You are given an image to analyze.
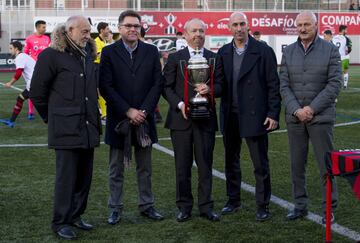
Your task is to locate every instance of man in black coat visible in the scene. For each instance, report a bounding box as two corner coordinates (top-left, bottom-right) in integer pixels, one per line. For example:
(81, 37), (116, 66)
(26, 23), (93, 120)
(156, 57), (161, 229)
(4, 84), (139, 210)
(99, 10), (164, 224)
(214, 12), (281, 221)
(163, 18), (220, 222)
(30, 16), (101, 239)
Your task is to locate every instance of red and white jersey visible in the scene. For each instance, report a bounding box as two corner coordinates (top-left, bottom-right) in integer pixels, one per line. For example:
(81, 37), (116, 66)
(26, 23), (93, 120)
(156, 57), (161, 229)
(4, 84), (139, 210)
(23, 34), (51, 61)
(15, 53), (36, 91)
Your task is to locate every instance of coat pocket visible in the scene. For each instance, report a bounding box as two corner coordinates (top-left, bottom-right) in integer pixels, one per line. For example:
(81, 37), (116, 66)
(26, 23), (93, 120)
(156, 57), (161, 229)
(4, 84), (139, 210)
(52, 107), (81, 138)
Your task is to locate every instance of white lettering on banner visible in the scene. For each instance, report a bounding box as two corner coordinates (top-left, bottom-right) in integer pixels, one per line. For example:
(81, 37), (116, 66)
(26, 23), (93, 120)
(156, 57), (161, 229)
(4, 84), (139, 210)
(7, 59), (14, 65)
(0, 59), (7, 65)
(322, 15), (360, 26)
(252, 15), (295, 28)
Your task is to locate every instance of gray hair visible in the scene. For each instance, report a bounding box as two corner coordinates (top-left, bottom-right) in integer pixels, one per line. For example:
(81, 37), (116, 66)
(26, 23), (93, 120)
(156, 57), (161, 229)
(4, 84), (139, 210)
(184, 18), (206, 31)
(65, 15), (89, 32)
(295, 11), (317, 25)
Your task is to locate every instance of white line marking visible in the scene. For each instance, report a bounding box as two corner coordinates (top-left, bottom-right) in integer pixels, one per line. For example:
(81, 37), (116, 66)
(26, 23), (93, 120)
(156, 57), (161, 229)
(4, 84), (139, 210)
(152, 143), (360, 242)
(0, 82), (23, 91)
(158, 120), (360, 141)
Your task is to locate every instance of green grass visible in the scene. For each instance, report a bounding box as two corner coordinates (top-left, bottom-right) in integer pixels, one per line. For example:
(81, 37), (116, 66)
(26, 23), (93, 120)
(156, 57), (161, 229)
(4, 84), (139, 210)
(0, 67), (360, 242)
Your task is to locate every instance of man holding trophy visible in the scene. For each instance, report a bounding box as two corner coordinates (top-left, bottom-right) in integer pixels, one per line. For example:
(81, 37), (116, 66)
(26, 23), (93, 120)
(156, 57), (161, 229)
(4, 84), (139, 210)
(163, 18), (220, 222)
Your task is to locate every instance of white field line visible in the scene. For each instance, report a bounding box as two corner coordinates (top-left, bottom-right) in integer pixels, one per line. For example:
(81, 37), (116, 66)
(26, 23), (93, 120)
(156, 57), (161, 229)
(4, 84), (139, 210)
(158, 120), (360, 141)
(0, 141), (359, 240)
(152, 143), (360, 242)
(0, 82), (23, 91)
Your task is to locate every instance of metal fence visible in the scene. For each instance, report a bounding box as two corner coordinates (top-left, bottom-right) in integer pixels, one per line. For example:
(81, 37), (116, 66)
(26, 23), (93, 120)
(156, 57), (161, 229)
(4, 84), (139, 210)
(0, 0), (358, 11)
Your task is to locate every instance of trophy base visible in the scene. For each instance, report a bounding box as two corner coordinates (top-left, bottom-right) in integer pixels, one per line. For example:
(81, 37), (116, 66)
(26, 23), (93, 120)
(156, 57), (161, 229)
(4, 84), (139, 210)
(189, 100), (211, 120)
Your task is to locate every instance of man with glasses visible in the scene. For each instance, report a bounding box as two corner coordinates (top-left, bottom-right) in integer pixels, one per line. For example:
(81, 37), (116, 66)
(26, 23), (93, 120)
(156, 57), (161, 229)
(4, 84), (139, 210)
(99, 10), (164, 225)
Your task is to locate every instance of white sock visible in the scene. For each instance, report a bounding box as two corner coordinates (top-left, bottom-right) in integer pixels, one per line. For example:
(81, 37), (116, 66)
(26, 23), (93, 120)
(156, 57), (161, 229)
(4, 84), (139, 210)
(343, 73), (349, 87)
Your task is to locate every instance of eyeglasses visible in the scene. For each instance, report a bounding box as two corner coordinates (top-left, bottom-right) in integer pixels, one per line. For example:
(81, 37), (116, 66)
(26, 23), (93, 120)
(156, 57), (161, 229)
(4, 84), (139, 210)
(120, 24), (142, 30)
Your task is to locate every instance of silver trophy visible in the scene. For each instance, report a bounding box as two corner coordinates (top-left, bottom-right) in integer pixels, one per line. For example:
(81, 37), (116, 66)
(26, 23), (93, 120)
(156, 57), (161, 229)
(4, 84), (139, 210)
(181, 49), (215, 119)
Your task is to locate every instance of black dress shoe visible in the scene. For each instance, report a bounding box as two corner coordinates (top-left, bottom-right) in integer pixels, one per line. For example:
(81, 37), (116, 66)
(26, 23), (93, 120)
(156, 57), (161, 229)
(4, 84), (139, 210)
(256, 208), (271, 222)
(200, 210), (220, 222)
(221, 203), (241, 215)
(286, 208), (308, 220)
(108, 211), (121, 225)
(141, 207), (164, 220)
(176, 211), (191, 222)
(56, 226), (76, 240)
(72, 219), (93, 230)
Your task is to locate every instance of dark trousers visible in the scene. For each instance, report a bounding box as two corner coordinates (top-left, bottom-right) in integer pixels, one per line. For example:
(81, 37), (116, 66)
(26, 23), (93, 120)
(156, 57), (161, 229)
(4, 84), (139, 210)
(287, 122), (338, 212)
(108, 146), (154, 212)
(223, 112), (271, 208)
(170, 123), (215, 213)
(52, 148), (94, 232)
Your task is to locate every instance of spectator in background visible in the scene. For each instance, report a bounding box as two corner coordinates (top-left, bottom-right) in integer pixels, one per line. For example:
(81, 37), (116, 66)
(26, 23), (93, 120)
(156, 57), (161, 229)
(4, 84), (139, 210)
(0, 41), (35, 128)
(23, 20), (51, 120)
(94, 22), (110, 125)
(349, 2), (356, 10)
(106, 30), (115, 45)
(253, 31), (267, 44)
(323, 30), (333, 42)
(175, 31), (188, 51)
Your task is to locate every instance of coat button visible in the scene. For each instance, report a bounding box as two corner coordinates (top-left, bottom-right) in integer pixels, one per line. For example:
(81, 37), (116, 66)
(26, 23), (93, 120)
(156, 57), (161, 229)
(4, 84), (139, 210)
(85, 97), (88, 101)
(80, 73), (84, 77)
(250, 111), (256, 115)
(247, 80), (251, 84)
(86, 121), (89, 125)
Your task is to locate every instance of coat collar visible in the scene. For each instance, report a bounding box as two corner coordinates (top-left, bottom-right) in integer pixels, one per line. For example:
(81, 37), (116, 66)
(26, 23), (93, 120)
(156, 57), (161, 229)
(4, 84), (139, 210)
(114, 39), (148, 72)
(222, 35), (261, 81)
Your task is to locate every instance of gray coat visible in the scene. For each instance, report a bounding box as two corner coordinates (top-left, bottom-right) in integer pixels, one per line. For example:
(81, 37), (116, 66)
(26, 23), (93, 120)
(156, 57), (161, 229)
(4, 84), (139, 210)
(279, 36), (342, 124)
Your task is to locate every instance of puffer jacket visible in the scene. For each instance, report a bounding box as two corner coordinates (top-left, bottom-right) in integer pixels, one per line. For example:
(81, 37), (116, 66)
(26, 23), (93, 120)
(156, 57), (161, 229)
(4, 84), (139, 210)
(30, 23), (101, 149)
(279, 36), (342, 124)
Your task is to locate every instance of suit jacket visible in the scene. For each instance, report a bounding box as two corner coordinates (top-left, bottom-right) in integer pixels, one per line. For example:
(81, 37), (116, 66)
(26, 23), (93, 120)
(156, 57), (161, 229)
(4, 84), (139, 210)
(163, 47), (218, 132)
(214, 36), (281, 137)
(99, 39), (163, 147)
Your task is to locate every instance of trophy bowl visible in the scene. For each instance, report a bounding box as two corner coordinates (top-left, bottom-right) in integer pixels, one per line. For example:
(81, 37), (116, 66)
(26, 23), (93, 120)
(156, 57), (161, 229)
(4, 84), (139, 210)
(187, 53), (211, 119)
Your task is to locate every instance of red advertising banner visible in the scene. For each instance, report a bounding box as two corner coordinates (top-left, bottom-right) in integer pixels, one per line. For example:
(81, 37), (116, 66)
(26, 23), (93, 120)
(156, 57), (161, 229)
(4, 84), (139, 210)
(318, 12), (360, 35)
(140, 11), (300, 36)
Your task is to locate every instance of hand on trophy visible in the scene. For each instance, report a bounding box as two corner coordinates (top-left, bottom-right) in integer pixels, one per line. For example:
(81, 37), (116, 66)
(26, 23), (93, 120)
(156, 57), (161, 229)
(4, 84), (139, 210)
(195, 83), (209, 95)
(180, 103), (188, 120)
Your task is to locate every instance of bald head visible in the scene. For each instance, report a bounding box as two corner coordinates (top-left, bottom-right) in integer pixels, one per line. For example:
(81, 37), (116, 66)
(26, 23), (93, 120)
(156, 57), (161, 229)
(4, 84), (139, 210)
(229, 12), (248, 25)
(228, 11), (249, 45)
(65, 15), (91, 48)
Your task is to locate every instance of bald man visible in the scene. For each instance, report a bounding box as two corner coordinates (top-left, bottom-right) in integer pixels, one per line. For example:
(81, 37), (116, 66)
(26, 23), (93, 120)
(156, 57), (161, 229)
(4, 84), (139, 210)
(163, 18), (220, 222)
(214, 12), (281, 221)
(279, 11), (342, 223)
(30, 16), (100, 239)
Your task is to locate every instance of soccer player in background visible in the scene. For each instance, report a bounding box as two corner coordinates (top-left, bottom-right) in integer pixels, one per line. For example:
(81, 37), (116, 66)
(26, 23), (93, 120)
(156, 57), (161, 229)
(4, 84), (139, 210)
(332, 25), (352, 89)
(23, 20), (51, 119)
(94, 22), (110, 125)
(0, 41), (35, 128)
(323, 30), (333, 42)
